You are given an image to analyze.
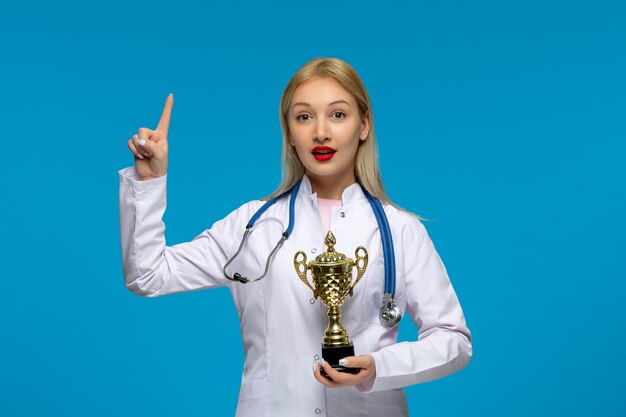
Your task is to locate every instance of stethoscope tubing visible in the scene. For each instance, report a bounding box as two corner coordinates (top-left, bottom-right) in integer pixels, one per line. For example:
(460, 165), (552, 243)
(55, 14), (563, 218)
(223, 178), (401, 328)
(362, 187), (396, 295)
(222, 181), (302, 283)
(247, 180), (302, 237)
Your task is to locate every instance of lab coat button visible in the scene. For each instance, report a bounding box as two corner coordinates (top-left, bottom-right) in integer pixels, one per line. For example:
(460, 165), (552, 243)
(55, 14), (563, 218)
(314, 354), (319, 360)
(310, 298), (316, 304)
(315, 408), (322, 414)
(311, 248), (317, 253)
(340, 211), (346, 218)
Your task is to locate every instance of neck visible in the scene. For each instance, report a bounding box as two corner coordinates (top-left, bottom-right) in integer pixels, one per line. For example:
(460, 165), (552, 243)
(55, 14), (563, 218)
(307, 171), (357, 200)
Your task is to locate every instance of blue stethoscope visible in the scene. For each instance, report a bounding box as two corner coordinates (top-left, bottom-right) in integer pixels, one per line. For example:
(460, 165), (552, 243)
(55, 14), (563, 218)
(223, 179), (402, 328)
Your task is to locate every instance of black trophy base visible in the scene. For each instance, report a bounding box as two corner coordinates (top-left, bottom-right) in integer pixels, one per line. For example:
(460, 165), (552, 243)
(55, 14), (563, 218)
(321, 344), (360, 377)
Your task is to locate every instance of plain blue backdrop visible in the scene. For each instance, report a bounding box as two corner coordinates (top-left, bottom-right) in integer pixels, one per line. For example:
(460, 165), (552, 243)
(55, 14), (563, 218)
(1, 1), (624, 416)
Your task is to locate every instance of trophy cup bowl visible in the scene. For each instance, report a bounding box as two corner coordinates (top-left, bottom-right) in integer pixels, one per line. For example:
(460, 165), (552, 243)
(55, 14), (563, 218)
(294, 231), (368, 375)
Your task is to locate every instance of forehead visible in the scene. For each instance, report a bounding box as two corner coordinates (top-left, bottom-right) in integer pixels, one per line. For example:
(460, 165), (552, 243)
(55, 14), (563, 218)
(291, 77), (355, 107)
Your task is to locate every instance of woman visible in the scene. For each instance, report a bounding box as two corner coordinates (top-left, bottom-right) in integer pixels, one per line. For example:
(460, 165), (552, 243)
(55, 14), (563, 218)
(120, 57), (472, 417)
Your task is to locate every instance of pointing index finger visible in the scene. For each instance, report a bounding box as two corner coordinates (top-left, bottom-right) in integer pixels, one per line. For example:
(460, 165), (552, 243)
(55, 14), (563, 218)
(156, 93), (174, 134)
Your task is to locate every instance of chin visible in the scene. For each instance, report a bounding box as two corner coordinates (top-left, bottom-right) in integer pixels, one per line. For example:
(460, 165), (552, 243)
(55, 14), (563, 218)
(305, 166), (354, 182)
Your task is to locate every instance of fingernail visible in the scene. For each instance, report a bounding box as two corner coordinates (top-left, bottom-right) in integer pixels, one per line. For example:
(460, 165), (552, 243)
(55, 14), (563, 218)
(320, 358), (325, 366)
(143, 152), (150, 157)
(339, 358), (348, 366)
(138, 139), (146, 146)
(137, 153), (144, 160)
(169, 92), (173, 97)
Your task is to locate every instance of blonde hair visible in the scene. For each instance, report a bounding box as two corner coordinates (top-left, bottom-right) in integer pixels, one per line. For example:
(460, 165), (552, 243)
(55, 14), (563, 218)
(265, 57), (421, 218)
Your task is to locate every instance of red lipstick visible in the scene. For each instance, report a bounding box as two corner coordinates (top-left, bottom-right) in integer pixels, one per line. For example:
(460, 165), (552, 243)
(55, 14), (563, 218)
(312, 146), (336, 161)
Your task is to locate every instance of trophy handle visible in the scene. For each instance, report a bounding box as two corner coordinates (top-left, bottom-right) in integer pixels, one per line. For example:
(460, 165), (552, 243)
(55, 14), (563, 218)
(350, 246), (369, 295)
(294, 250), (316, 298)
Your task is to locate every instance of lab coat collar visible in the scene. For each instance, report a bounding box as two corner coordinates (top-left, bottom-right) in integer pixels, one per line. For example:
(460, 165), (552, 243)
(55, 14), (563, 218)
(299, 174), (368, 206)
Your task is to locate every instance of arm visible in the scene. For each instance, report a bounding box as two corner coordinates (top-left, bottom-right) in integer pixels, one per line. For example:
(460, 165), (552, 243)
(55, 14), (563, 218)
(118, 166), (246, 297)
(357, 219), (473, 392)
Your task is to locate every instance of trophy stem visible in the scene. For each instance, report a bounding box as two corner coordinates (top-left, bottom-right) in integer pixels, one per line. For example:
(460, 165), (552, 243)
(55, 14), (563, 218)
(323, 306), (352, 347)
(321, 306), (359, 376)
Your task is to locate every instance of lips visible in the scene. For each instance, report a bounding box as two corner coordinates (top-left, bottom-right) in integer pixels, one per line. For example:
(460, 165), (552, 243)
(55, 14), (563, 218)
(312, 146), (336, 161)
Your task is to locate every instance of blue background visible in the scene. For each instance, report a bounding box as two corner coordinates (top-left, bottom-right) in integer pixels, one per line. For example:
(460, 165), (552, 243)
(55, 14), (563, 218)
(1, 1), (624, 416)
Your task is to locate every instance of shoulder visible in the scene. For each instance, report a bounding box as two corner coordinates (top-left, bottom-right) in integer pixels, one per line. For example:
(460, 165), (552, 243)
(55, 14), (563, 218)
(383, 204), (427, 236)
(380, 206), (444, 273)
(224, 199), (266, 221)
(207, 199), (266, 231)
(380, 204), (434, 256)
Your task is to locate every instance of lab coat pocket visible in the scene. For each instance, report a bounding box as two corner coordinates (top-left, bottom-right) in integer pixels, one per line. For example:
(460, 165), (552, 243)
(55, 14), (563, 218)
(365, 388), (408, 417)
(235, 378), (267, 417)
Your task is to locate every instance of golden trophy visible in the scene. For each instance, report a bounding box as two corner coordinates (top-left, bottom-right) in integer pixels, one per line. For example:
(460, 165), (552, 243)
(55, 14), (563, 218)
(294, 231), (368, 375)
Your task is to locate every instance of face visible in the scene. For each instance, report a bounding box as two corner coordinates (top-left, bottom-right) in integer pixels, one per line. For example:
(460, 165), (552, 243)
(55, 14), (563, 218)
(288, 77), (370, 187)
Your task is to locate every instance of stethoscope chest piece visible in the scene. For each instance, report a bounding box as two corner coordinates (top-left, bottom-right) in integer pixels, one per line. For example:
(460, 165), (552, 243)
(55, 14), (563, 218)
(379, 293), (402, 328)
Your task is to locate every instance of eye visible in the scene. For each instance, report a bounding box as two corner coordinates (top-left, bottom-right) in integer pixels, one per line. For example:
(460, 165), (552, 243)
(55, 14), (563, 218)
(331, 111), (346, 119)
(296, 114), (311, 121)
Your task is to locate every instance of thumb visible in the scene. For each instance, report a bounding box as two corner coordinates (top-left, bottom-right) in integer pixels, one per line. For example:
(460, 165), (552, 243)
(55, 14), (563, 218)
(138, 137), (164, 160)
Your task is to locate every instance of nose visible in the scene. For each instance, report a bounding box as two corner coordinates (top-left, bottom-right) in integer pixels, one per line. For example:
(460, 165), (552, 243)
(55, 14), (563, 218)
(313, 119), (330, 142)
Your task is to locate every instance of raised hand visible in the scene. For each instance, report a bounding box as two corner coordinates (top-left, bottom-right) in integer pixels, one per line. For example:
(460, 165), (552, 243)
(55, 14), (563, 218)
(127, 93), (174, 180)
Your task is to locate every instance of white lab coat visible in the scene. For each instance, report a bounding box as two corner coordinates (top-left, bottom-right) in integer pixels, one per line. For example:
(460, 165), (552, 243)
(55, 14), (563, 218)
(118, 167), (472, 417)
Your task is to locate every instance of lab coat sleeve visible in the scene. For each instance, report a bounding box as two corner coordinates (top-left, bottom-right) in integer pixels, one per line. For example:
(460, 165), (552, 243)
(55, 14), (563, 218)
(357, 218), (472, 392)
(118, 166), (249, 297)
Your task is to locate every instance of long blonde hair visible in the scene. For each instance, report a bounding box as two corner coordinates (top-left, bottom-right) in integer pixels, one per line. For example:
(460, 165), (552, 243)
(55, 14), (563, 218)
(265, 57), (419, 217)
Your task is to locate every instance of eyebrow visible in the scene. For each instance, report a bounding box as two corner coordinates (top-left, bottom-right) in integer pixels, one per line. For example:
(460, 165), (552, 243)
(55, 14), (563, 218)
(292, 99), (351, 109)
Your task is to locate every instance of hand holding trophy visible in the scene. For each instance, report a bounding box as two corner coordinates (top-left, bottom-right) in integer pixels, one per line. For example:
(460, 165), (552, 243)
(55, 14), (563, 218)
(294, 231), (368, 376)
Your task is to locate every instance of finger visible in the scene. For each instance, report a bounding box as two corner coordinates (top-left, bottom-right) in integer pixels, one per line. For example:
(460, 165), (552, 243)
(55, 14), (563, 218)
(339, 356), (368, 369)
(314, 362), (342, 388)
(322, 360), (372, 386)
(131, 134), (151, 157)
(137, 127), (154, 146)
(136, 128), (154, 154)
(156, 93), (174, 134)
(136, 136), (162, 160)
(322, 361), (354, 384)
(127, 139), (145, 160)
